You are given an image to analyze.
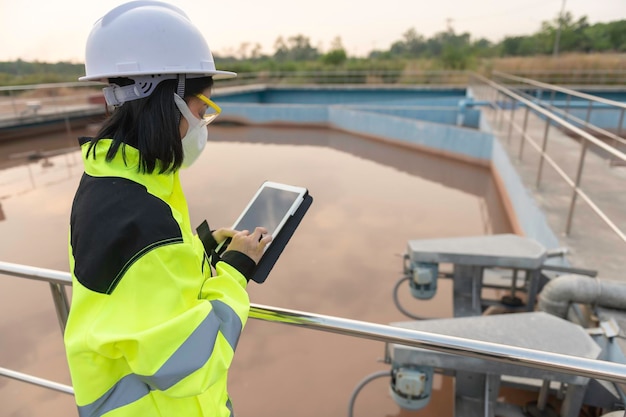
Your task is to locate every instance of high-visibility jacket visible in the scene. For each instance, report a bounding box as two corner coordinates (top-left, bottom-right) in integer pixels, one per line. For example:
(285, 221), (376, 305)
(65, 138), (254, 417)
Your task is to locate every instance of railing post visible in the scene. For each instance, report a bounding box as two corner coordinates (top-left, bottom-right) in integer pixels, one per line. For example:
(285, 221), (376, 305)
(507, 99), (516, 143)
(565, 140), (588, 236)
(536, 380), (551, 411)
(497, 95), (507, 129)
(584, 101), (593, 127)
(49, 282), (70, 333)
(536, 118), (551, 188)
(519, 106), (530, 160)
(9, 89), (18, 118)
(564, 94), (571, 122)
(611, 108), (625, 166)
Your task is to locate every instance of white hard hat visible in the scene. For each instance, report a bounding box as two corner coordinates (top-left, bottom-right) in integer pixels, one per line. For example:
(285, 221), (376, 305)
(80, 1), (236, 104)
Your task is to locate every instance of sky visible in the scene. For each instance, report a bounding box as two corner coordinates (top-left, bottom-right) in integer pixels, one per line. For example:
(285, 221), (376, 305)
(0, 0), (625, 63)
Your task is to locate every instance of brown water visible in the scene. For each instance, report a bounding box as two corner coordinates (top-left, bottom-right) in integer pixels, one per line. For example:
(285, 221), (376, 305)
(0, 125), (513, 417)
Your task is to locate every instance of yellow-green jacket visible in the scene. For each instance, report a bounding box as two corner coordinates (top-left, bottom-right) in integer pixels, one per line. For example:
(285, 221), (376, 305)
(65, 139), (254, 417)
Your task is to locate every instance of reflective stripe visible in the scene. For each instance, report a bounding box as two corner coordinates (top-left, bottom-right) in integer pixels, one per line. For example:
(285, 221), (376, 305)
(146, 300), (243, 390)
(210, 300), (243, 351)
(226, 398), (234, 417)
(78, 374), (150, 417)
(78, 301), (243, 416)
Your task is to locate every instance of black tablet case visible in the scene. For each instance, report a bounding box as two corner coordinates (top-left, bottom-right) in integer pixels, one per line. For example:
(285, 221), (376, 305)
(250, 192), (313, 284)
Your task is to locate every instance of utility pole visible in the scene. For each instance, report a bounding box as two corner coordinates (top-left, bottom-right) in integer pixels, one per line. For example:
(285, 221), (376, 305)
(446, 18), (454, 33)
(553, 0), (567, 57)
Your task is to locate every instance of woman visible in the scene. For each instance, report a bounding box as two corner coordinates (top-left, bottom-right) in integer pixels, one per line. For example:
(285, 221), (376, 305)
(63, 2), (270, 416)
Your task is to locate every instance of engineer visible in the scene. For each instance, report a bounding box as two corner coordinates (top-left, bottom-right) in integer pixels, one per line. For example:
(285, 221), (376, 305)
(64, 1), (271, 416)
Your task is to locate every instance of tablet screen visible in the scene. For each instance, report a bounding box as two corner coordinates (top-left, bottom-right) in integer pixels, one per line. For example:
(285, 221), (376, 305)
(232, 186), (303, 239)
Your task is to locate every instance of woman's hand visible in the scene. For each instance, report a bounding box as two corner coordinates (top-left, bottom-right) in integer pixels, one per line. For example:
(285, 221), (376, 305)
(212, 228), (236, 245)
(225, 227), (272, 264)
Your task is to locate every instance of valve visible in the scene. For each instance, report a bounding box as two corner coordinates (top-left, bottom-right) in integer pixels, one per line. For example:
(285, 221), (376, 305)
(389, 365), (433, 410)
(404, 260), (439, 300)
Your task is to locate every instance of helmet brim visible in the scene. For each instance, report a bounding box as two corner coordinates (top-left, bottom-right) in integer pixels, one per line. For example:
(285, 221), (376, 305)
(79, 69), (237, 82)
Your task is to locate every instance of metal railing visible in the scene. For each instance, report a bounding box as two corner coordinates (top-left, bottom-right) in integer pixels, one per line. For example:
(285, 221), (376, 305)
(493, 69), (626, 86)
(493, 71), (626, 165)
(469, 73), (626, 244)
(2, 260), (626, 398)
(0, 72), (468, 132)
(214, 70), (472, 87)
(0, 82), (105, 127)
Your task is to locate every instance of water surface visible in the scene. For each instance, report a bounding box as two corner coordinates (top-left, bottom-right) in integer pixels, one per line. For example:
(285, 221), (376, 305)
(0, 125), (512, 417)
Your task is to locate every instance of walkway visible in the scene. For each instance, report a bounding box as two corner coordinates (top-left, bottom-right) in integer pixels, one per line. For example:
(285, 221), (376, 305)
(485, 106), (626, 282)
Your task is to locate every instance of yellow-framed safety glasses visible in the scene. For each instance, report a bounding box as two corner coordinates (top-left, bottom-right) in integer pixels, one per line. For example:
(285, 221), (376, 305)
(195, 94), (222, 126)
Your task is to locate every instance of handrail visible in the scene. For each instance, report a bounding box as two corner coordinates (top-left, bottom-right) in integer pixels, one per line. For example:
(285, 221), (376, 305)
(470, 72), (626, 243)
(3, 260), (626, 389)
(493, 70), (626, 110)
(510, 87), (626, 149)
(490, 69), (626, 86)
(472, 73), (626, 162)
(0, 366), (74, 395)
(0, 81), (104, 92)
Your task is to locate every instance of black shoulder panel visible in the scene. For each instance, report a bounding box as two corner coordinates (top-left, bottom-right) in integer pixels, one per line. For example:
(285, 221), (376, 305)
(70, 174), (183, 294)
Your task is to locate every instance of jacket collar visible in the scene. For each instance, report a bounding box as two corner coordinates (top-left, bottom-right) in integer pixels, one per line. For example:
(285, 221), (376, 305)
(80, 138), (178, 201)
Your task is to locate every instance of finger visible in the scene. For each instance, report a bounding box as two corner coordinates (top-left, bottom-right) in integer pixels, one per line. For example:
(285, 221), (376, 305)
(250, 227), (268, 241)
(215, 228), (236, 242)
(260, 235), (273, 245)
(253, 226), (269, 235)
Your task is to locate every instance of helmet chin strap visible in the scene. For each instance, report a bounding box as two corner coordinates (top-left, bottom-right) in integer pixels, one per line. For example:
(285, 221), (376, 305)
(102, 74), (175, 106)
(177, 74), (186, 97)
(175, 74), (186, 126)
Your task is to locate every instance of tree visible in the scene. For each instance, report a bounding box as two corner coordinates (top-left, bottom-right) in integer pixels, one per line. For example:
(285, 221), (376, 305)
(273, 36), (289, 61)
(273, 34), (319, 61)
(321, 36), (347, 66)
(286, 35), (319, 61)
(388, 28), (428, 58)
(250, 43), (263, 59)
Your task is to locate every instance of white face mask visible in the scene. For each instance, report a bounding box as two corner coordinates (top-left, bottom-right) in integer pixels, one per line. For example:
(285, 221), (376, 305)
(174, 94), (208, 168)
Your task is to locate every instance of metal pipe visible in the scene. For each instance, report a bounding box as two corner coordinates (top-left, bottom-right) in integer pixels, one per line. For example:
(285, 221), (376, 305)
(4, 262), (626, 385)
(0, 366), (74, 395)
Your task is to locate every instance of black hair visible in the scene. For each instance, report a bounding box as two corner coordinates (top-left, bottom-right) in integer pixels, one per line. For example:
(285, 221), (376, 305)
(88, 76), (214, 174)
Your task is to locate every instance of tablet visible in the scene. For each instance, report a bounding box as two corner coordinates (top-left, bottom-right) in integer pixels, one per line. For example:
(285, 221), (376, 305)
(213, 181), (311, 283)
(231, 181), (307, 250)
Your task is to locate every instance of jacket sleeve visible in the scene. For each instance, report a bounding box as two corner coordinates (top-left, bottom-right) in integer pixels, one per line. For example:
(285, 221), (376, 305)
(195, 220), (257, 281)
(84, 238), (250, 398)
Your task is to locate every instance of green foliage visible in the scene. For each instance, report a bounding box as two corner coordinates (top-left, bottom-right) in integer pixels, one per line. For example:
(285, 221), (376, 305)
(0, 15), (624, 86)
(499, 15), (625, 56)
(0, 59), (84, 86)
(321, 49), (347, 66)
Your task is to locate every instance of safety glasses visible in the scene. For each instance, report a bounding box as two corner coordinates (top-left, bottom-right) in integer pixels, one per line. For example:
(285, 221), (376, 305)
(196, 94), (222, 126)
